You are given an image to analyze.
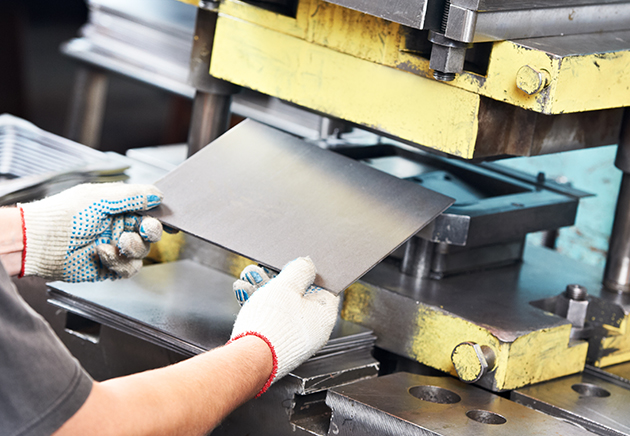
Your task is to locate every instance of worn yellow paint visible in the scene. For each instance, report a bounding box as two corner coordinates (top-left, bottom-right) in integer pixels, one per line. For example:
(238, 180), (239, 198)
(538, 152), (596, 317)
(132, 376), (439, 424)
(342, 282), (588, 390)
(448, 42), (559, 113)
(594, 315), (630, 367)
(553, 51), (630, 114)
(176, 0), (198, 5)
(515, 65), (550, 96)
(210, 14), (480, 158)
(305, 1), (403, 66)
(341, 282), (376, 324)
(146, 231), (186, 264)
(225, 253), (257, 279)
(503, 328), (586, 390)
(451, 343), (485, 382)
(215, 0), (630, 115)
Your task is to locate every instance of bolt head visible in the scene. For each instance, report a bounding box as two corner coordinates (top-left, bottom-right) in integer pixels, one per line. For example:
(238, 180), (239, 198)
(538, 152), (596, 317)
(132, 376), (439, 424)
(452, 342), (487, 383)
(516, 65), (550, 95)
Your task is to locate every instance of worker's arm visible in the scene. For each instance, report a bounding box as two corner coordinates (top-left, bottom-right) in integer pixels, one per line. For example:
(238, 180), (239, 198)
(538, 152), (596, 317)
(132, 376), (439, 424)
(54, 335), (273, 436)
(56, 257), (338, 435)
(0, 207), (23, 276)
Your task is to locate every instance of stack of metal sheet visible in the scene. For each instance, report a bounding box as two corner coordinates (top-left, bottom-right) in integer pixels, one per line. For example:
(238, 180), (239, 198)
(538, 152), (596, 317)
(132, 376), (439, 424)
(47, 259), (378, 377)
(47, 259), (379, 435)
(62, 0), (197, 97)
(0, 114), (128, 205)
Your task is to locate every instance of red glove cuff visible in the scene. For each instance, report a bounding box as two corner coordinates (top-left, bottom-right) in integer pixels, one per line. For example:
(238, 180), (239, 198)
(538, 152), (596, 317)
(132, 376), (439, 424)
(18, 206), (27, 278)
(228, 331), (278, 398)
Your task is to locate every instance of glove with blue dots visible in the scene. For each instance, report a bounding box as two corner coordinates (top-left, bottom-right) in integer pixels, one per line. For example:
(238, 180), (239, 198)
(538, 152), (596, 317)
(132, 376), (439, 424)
(233, 265), (276, 306)
(18, 183), (164, 282)
(233, 264), (328, 305)
(230, 257), (339, 396)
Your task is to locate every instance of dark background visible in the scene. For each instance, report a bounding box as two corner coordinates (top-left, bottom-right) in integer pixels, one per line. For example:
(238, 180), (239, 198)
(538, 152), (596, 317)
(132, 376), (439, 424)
(0, 0), (191, 153)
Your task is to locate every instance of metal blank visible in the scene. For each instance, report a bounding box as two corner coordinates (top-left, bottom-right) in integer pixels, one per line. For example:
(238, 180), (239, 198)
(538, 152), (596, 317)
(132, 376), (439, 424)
(149, 120), (453, 294)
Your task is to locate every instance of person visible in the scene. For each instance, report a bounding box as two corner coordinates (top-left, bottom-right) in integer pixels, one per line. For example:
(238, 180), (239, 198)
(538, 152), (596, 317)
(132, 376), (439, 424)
(0, 183), (339, 436)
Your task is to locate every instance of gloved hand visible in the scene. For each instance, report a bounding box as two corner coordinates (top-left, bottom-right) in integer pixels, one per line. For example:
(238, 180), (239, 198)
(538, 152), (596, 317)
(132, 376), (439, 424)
(18, 183), (163, 282)
(231, 257), (339, 396)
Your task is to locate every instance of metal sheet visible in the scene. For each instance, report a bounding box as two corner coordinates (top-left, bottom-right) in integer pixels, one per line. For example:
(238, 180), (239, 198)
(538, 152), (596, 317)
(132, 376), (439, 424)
(47, 260), (380, 436)
(0, 114), (129, 205)
(149, 120), (454, 294)
(48, 260), (240, 355)
(586, 363), (630, 390)
(512, 373), (630, 436)
(327, 372), (593, 435)
(47, 259), (378, 357)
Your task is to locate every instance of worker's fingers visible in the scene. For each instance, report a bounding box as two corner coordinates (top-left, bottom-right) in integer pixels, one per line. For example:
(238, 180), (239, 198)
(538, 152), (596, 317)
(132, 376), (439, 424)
(274, 257), (316, 296)
(118, 232), (151, 258)
(139, 216), (163, 242)
(96, 244), (143, 278)
(233, 279), (256, 306)
(123, 215), (141, 233)
(240, 265), (271, 289)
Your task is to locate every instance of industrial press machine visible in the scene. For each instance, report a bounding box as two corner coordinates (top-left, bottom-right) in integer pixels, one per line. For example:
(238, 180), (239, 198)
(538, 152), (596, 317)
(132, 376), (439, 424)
(24, 0), (630, 434)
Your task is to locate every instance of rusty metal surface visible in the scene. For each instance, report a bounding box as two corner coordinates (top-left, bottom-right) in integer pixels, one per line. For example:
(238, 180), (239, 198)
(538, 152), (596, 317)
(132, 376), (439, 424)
(149, 120), (454, 294)
(474, 98), (623, 158)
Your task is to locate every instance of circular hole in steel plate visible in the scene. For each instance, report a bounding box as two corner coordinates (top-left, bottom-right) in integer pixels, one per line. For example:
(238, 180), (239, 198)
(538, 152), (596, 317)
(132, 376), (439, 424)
(571, 383), (611, 397)
(466, 409), (507, 425)
(408, 386), (461, 404)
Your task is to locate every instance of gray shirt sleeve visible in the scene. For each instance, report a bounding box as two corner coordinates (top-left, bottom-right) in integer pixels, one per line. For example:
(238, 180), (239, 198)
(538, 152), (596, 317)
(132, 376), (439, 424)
(0, 263), (93, 436)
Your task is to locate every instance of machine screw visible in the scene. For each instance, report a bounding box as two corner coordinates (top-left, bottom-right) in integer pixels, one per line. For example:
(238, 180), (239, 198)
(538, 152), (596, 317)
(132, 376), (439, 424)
(451, 342), (496, 383)
(428, 31), (472, 82)
(516, 65), (551, 95)
(554, 284), (592, 339)
(565, 284), (588, 301)
(433, 71), (456, 82)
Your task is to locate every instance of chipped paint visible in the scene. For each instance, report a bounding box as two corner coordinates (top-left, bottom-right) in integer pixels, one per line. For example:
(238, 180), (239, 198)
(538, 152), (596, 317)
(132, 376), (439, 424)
(210, 9), (480, 158)
(146, 231), (186, 263)
(342, 281), (588, 391)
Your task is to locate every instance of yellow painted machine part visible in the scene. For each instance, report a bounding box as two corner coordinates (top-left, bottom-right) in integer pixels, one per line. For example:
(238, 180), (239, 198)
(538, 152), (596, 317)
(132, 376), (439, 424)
(342, 282), (588, 390)
(146, 231), (186, 264)
(553, 52), (630, 114)
(214, 0), (630, 115)
(595, 315), (630, 368)
(451, 343), (485, 382)
(210, 12), (480, 158)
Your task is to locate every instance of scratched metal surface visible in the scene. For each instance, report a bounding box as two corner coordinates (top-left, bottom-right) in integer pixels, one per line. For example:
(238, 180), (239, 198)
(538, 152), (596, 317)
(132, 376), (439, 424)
(512, 372), (630, 436)
(327, 373), (594, 435)
(149, 120), (454, 294)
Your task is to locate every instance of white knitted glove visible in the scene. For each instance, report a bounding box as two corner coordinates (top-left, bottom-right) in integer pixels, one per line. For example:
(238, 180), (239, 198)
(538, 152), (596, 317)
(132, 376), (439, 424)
(231, 257), (340, 396)
(18, 183), (163, 282)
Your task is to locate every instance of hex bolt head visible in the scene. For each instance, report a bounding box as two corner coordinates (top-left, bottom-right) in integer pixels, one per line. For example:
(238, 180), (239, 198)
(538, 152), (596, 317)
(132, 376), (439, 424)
(451, 342), (496, 383)
(565, 284), (588, 301)
(555, 285), (589, 329)
(516, 65), (551, 95)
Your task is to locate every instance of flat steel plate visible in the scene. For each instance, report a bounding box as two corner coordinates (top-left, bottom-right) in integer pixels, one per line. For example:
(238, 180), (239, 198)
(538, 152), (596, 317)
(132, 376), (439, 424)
(327, 373), (593, 435)
(149, 120), (453, 294)
(48, 260), (375, 357)
(512, 373), (630, 436)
